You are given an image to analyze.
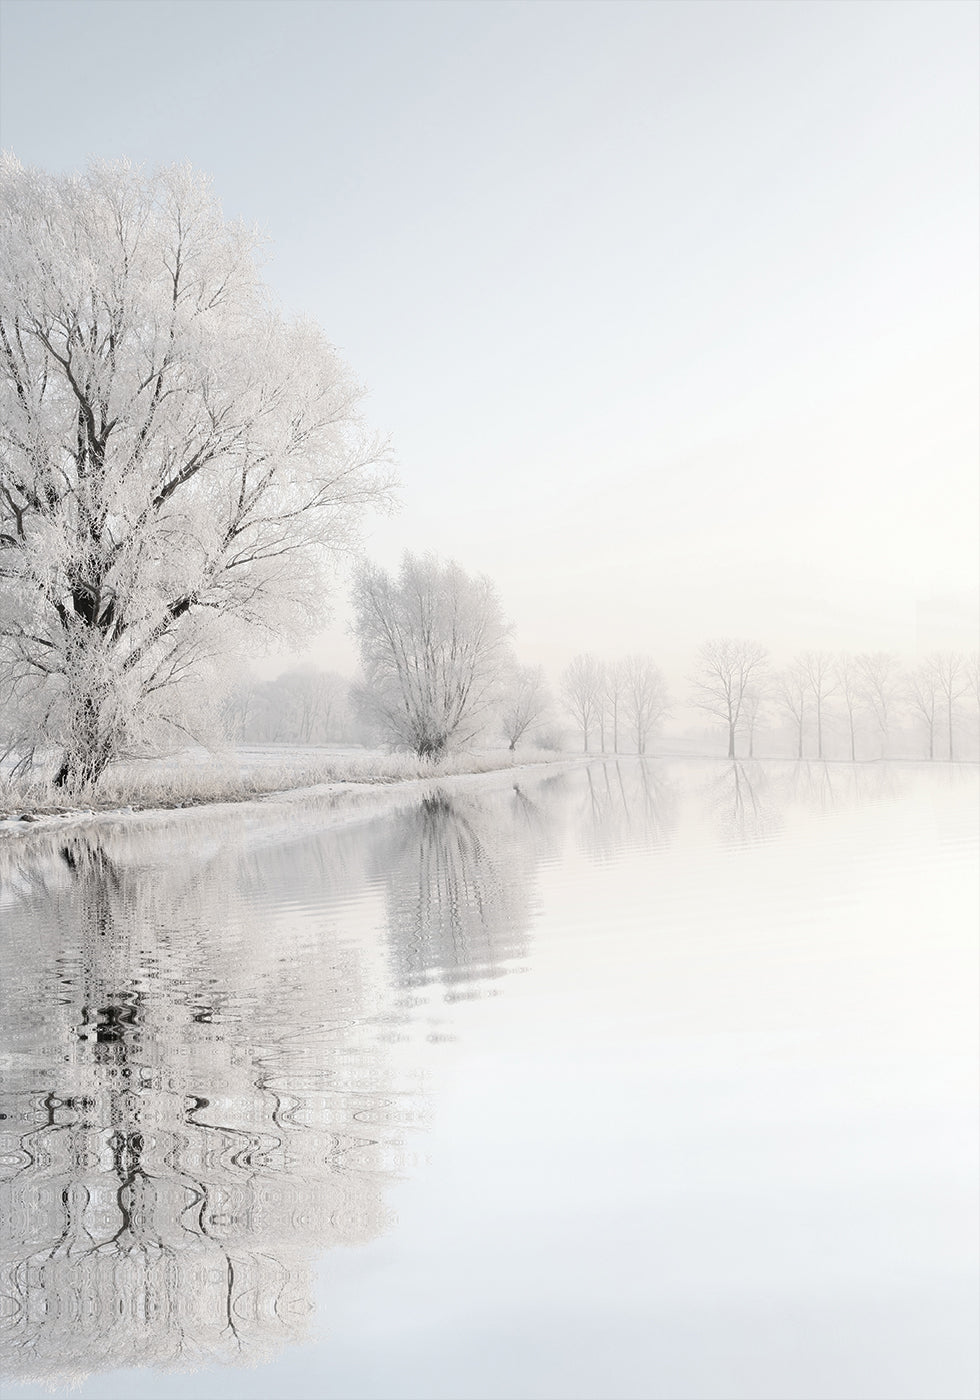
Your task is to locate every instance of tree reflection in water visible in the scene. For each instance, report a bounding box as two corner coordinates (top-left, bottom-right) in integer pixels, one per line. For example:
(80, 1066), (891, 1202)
(0, 774), (560, 1387)
(700, 761), (781, 845)
(578, 758), (678, 861)
(5, 760), (913, 1386)
(0, 815), (416, 1386)
(374, 779), (564, 993)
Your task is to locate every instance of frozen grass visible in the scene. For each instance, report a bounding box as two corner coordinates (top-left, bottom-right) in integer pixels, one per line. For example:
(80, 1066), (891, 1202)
(0, 744), (569, 816)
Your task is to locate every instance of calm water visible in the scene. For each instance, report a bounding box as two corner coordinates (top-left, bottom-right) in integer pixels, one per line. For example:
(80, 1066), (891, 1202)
(1, 759), (977, 1400)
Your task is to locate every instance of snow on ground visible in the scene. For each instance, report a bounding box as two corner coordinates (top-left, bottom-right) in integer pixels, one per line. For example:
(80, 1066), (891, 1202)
(0, 744), (576, 841)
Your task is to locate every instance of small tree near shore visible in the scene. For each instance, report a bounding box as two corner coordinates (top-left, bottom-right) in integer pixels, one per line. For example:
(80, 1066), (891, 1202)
(500, 665), (551, 751)
(351, 553), (510, 759)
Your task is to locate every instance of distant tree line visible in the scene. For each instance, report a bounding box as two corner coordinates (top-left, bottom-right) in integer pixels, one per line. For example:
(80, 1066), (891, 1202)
(222, 601), (978, 763)
(560, 653), (670, 754)
(686, 639), (979, 762)
(206, 552), (980, 766)
(223, 668), (358, 746)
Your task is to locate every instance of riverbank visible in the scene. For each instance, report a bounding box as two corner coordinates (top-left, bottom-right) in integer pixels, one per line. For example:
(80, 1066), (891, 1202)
(0, 744), (576, 839)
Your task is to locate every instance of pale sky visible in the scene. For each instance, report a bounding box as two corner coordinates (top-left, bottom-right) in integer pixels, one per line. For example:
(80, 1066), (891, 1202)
(1, 0), (977, 683)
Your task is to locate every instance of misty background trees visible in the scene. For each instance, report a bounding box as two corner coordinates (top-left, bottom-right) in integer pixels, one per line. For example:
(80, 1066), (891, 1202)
(690, 639), (770, 759)
(559, 653), (669, 755)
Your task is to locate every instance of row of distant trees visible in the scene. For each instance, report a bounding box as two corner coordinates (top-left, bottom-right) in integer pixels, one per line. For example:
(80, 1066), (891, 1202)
(561, 639), (979, 762)
(228, 552), (977, 763)
(223, 668), (358, 746)
(560, 653), (669, 754)
(692, 639), (978, 762)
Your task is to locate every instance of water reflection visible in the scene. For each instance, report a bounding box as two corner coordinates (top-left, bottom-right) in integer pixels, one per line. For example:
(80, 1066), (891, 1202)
(578, 758), (678, 860)
(375, 782), (563, 992)
(0, 818), (418, 1385)
(700, 761), (781, 844)
(0, 758), (951, 1390)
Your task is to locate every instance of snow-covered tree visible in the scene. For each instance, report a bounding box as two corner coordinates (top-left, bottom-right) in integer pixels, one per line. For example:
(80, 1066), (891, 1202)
(928, 650), (969, 762)
(621, 654), (669, 755)
(0, 157), (392, 790)
(776, 659), (809, 760)
(689, 638), (769, 759)
(834, 651), (862, 761)
(561, 653), (604, 753)
(351, 553), (511, 758)
(740, 685), (766, 759)
(802, 650), (837, 760)
(906, 660), (941, 760)
(500, 664), (551, 751)
(856, 651), (902, 757)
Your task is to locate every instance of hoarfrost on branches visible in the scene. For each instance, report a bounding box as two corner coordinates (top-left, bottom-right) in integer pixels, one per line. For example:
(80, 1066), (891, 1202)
(621, 654), (670, 755)
(0, 156), (393, 790)
(500, 664), (551, 752)
(689, 638), (769, 760)
(561, 653), (604, 753)
(351, 552), (511, 759)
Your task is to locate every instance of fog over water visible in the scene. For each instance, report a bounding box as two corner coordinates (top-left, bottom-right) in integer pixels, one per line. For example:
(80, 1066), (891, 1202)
(2, 760), (977, 1399)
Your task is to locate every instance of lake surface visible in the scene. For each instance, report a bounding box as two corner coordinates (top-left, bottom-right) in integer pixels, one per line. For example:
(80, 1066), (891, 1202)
(1, 758), (977, 1400)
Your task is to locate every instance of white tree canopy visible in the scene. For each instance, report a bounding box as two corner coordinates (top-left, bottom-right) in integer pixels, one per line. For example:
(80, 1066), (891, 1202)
(0, 156), (393, 788)
(351, 552), (511, 758)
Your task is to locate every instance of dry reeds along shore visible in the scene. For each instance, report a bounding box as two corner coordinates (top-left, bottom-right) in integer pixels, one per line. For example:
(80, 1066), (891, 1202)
(0, 744), (570, 818)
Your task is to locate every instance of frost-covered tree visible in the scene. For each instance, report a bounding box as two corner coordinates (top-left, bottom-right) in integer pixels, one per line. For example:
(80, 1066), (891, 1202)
(0, 157), (392, 790)
(621, 654), (669, 755)
(740, 685), (766, 759)
(351, 553), (511, 758)
(906, 661), (941, 760)
(561, 653), (604, 753)
(602, 661), (625, 754)
(776, 659), (809, 760)
(928, 650), (969, 762)
(500, 664), (551, 751)
(802, 650), (837, 760)
(689, 638), (769, 759)
(834, 651), (862, 761)
(856, 651), (902, 757)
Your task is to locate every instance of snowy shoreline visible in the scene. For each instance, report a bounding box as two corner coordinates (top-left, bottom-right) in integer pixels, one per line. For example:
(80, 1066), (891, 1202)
(0, 754), (583, 843)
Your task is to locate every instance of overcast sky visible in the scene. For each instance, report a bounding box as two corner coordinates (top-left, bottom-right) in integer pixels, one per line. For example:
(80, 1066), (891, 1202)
(1, 0), (977, 680)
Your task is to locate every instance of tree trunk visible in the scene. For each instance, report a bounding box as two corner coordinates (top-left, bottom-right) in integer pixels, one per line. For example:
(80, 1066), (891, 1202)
(816, 703), (823, 759)
(849, 717), (855, 762)
(948, 697), (954, 761)
(54, 692), (115, 794)
(728, 723), (736, 759)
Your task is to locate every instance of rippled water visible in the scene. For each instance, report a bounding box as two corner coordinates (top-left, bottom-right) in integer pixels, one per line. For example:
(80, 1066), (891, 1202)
(1, 759), (977, 1400)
